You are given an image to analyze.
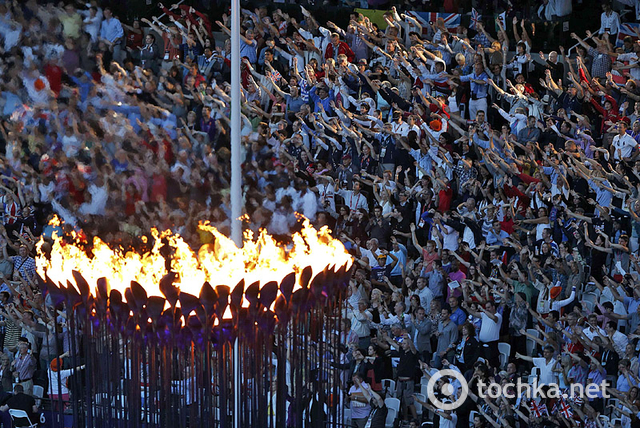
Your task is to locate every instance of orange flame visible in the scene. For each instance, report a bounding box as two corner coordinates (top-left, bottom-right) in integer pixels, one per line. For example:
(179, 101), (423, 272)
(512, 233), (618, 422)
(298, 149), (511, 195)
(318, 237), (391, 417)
(36, 217), (353, 302)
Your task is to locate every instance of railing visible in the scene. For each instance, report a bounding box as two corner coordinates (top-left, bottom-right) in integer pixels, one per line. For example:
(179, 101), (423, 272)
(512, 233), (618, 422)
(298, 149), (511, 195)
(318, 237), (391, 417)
(567, 29), (599, 57)
(156, 0), (185, 21)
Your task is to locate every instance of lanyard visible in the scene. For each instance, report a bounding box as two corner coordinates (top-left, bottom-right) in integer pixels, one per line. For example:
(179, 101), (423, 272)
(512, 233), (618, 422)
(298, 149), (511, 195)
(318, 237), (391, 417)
(350, 193), (360, 208)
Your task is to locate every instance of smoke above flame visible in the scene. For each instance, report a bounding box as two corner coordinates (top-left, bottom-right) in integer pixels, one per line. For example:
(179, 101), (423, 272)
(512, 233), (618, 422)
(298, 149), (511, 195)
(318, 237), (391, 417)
(36, 217), (353, 302)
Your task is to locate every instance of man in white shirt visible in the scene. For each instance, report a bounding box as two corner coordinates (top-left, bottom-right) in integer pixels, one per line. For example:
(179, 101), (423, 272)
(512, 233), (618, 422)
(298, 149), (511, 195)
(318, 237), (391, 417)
(312, 176), (335, 212)
(337, 181), (369, 212)
(463, 301), (502, 370)
(582, 313), (606, 340)
(390, 111), (410, 136)
(599, 3), (621, 44)
(359, 238), (382, 267)
(615, 47), (640, 81)
(351, 300), (373, 350)
(611, 121), (638, 161)
(516, 346), (559, 385)
(439, 405), (458, 428)
(606, 320), (629, 357)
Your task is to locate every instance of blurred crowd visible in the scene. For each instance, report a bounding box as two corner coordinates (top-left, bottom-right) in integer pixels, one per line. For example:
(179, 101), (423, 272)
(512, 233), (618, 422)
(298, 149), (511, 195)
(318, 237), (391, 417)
(1, 0), (640, 427)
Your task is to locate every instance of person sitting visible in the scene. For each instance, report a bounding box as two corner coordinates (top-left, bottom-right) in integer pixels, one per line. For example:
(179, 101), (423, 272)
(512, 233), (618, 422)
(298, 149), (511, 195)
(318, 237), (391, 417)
(0, 384), (38, 424)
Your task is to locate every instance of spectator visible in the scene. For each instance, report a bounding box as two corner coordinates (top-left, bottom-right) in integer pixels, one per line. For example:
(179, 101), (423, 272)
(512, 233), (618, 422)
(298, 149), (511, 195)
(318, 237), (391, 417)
(99, 7), (124, 63)
(0, 384), (38, 423)
(11, 339), (35, 396)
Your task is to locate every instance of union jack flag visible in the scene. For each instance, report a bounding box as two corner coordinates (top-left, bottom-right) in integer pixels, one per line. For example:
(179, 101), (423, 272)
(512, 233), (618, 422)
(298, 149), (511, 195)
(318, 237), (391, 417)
(470, 8), (481, 30)
(617, 22), (640, 46)
(562, 389), (585, 407)
(558, 398), (573, 419)
(405, 11), (461, 35)
(267, 69), (282, 83)
(530, 399), (548, 418)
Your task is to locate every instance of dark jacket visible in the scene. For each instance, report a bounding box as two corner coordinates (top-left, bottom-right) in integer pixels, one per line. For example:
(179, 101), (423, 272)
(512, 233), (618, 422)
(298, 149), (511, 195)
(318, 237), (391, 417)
(456, 336), (481, 372)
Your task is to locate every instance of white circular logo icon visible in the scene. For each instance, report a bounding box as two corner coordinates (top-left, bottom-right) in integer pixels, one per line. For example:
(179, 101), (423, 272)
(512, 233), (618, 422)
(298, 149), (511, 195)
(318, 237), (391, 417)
(426, 369), (468, 411)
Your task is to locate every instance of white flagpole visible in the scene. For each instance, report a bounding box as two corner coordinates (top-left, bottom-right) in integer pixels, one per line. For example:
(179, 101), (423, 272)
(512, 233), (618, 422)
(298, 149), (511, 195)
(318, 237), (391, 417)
(230, 0), (242, 426)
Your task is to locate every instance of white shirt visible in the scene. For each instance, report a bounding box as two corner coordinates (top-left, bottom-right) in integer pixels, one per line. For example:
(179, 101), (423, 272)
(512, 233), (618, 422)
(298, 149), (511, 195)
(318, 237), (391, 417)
(82, 8), (103, 42)
(582, 326), (606, 341)
(436, 224), (459, 252)
(617, 53), (640, 81)
(612, 133), (638, 160)
(391, 121), (410, 137)
(48, 367), (76, 396)
(478, 312), (502, 343)
(338, 189), (368, 212)
(600, 11), (621, 35)
(316, 182), (335, 211)
(351, 310), (372, 338)
(78, 184), (108, 216)
(438, 411), (458, 428)
(360, 247), (382, 267)
(533, 357), (558, 385)
(611, 330), (630, 357)
(61, 134), (81, 157)
(538, 0), (557, 21)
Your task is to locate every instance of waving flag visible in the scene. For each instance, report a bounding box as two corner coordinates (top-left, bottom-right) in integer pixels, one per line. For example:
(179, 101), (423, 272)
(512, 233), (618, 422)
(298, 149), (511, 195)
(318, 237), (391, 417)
(470, 8), (481, 30)
(558, 399), (573, 419)
(267, 69), (282, 83)
(530, 400), (548, 418)
(617, 22), (640, 46)
(405, 11), (461, 35)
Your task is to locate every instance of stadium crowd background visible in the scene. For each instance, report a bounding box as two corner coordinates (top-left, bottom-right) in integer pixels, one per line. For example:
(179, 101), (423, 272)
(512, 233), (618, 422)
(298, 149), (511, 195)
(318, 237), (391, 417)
(1, 0), (640, 427)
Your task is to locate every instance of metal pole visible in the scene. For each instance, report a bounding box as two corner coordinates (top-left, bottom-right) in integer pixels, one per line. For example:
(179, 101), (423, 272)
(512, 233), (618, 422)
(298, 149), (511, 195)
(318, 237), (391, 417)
(230, 0), (242, 427)
(156, 0), (186, 21)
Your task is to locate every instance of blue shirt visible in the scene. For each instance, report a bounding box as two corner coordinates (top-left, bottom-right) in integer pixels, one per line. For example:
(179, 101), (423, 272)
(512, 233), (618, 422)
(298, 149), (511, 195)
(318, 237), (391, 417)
(487, 229), (509, 245)
(309, 87), (335, 115)
(2, 92), (21, 116)
(624, 296), (640, 315)
(390, 244), (407, 277)
(423, 269), (444, 299)
(460, 70), (489, 98)
(542, 165), (566, 186)
(240, 39), (258, 64)
(451, 308), (467, 326)
(99, 17), (124, 43)
(588, 179), (613, 209)
(70, 73), (94, 103)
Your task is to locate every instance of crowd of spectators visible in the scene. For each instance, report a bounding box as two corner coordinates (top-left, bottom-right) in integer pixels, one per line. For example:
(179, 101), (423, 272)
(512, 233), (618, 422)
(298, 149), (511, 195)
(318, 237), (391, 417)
(2, 0), (640, 427)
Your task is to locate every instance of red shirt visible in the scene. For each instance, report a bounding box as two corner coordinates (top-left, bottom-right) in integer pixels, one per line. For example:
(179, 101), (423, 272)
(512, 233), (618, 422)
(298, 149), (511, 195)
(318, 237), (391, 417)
(126, 31), (143, 50)
(500, 217), (515, 234)
(44, 64), (63, 96)
(438, 185), (453, 212)
(151, 174), (167, 203)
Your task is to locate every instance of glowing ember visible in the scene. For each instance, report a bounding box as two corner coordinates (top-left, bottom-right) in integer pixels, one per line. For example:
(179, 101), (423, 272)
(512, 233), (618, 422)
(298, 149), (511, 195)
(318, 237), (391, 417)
(36, 217), (352, 301)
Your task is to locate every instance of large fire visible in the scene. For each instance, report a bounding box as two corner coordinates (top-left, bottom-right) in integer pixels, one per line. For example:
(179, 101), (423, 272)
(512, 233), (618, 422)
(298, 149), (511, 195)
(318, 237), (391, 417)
(36, 217), (353, 304)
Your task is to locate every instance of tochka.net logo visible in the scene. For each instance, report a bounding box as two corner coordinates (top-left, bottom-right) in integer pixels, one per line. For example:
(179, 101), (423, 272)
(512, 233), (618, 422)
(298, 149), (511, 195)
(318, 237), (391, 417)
(427, 369), (611, 411)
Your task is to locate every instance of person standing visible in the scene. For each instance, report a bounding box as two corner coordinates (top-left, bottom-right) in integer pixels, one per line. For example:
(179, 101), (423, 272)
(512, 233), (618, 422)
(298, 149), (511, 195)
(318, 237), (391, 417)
(99, 7), (124, 63)
(459, 63), (489, 120)
(348, 373), (372, 428)
(139, 34), (162, 74)
(462, 301), (502, 371)
(11, 339), (36, 396)
(611, 121), (638, 162)
(409, 306), (432, 361)
(599, 2), (621, 46)
(431, 306), (459, 369)
(358, 379), (388, 428)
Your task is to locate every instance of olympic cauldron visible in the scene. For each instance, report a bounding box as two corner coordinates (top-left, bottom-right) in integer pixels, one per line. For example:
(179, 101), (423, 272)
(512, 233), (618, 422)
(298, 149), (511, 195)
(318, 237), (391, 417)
(35, 218), (353, 428)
